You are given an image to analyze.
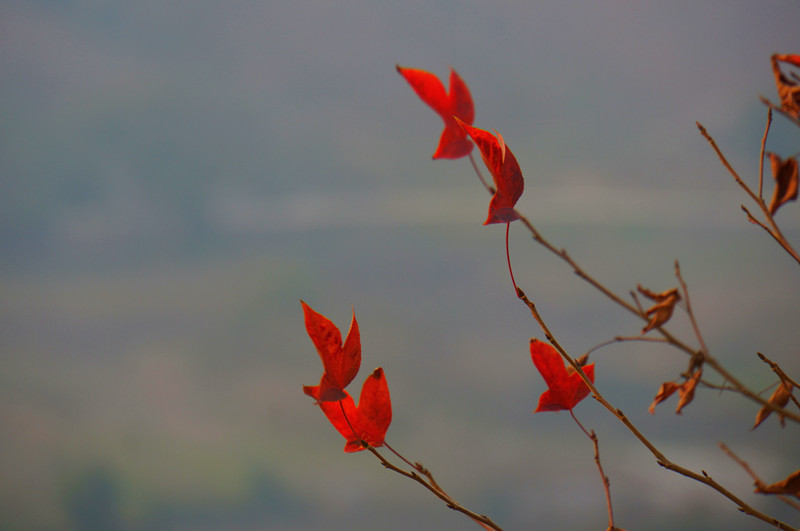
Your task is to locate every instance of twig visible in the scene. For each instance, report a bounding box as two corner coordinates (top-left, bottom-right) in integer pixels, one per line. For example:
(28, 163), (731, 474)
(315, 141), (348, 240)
(719, 443), (800, 512)
(469, 152), (495, 194)
(366, 443), (502, 530)
(757, 352), (800, 412)
(758, 108), (772, 199)
(515, 287), (799, 531)
(697, 121), (800, 266)
(512, 212), (800, 423)
(760, 96), (800, 127)
(570, 410), (619, 530)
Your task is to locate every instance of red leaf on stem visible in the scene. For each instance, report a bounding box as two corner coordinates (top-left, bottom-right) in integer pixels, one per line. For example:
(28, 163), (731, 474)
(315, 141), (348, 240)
(457, 119), (525, 224)
(397, 65), (475, 159)
(531, 339), (595, 412)
(318, 368), (393, 452)
(301, 301), (361, 402)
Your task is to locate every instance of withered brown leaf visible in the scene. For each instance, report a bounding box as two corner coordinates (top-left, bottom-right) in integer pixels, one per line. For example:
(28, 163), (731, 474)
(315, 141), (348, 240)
(767, 153), (799, 216)
(637, 285), (681, 334)
(648, 369), (702, 415)
(755, 469), (800, 497)
(752, 380), (794, 429)
(772, 54), (800, 119)
(675, 369), (702, 415)
(648, 381), (680, 415)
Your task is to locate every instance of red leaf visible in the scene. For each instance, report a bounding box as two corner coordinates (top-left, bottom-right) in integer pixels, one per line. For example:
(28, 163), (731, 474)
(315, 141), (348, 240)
(457, 120), (525, 224)
(318, 368), (393, 452)
(531, 339), (595, 412)
(397, 65), (474, 159)
(301, 301), (361, 402)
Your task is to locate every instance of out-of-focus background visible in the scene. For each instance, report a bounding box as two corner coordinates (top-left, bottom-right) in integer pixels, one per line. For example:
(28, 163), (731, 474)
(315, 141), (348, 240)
(2, 1), (799, 529)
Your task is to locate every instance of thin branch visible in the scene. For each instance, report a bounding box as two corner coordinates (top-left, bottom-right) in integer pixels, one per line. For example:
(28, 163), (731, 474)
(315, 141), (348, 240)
(570, 410), (620, 531)
(760, 96), (800, 127)
(469, 151), (495, 194)
(720, 443), (800, 512)
(758, 107), (772, 199)
(512, 212), (800, 423)
(365, 443), (504, 531)
(515, 287), (799, 531)
(697, 121), (800, 266)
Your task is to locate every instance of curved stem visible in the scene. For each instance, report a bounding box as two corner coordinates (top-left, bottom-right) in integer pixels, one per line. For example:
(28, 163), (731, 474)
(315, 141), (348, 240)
(505, 222), (517, 293)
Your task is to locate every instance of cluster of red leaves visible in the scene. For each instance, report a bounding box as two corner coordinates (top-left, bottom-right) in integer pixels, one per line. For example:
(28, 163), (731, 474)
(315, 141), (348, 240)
(398, 67), (524, 224)
(530, 339), (595, 412)
(396, 66), (475, 159)
(301, 301), (392, 452)
(771, 53), (800, 119)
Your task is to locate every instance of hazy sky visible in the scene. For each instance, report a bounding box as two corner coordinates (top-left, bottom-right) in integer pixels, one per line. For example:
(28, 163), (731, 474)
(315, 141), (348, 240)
(2, 2), (800, 530)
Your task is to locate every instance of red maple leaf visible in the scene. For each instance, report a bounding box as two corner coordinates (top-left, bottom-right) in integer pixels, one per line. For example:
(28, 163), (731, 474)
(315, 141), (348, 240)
(301, 301), (361, 402)
(317, 368), (393, 452)
(456, 120), (525, 224)
(396, 65), (475, 159)
(531, 339), (595, 412)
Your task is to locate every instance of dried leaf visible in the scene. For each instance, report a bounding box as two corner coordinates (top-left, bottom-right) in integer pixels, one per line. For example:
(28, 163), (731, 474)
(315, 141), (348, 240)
(771, 54), (800, 118)
(675, 369), (702, 414)
(767, 153), (799, 216)
(637, 285), (680, 334)
(457, 120), (525, 225)
(752, 380), (794, 429)
(397, 65), (475, 159)
(531, 339), (595, 412)
(648, 381), (680, 415)
(755, 469), (800, 497)
(649, 369), (702, 415)
(301, 301), (361, 402)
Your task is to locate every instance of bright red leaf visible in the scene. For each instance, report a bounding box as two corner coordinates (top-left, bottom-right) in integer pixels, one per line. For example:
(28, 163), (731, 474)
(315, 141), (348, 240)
(301, 301), (361, 402)
(457, 119), (525, 225)
(531, 339), (595, 412)
(396, 65), (475, 159)
(317, 368), (393, 452)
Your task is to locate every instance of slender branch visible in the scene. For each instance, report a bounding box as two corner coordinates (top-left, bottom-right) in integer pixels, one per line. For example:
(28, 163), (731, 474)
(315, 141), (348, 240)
(364, 443), (503, 530)
(758, 108), (772, 199)
(515, 287), (799, 531)
(674, 260), (709, 359)
(469, 152), (495, 194)
(760, 96), (800, 127)
(570, 410), (620, 531)
(720, 443), (800, 512)
(697, 121), (800, 266)
(512, 212), (800, 423)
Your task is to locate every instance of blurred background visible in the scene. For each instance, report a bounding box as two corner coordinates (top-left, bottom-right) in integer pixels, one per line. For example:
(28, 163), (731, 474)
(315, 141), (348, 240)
(2, 1), (799, 529)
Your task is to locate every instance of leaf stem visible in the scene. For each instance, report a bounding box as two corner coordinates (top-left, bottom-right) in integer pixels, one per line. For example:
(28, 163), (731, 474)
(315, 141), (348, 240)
(505, 222), (518, 294)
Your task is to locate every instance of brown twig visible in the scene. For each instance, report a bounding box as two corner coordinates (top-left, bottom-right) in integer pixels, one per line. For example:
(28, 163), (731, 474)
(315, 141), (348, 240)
(570, 410), (619, 530)
(758, 108), (772, 199)
(512, 212), (800, 424)
(515, 287), (799, 530)
(720, 443), (800, 512)
(760, 95), (800, 127)
(696, 121), (800, 266)
(365, 443), (504, 530)
(757, 352), (800, 412)
(469, 151), (495, 194)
